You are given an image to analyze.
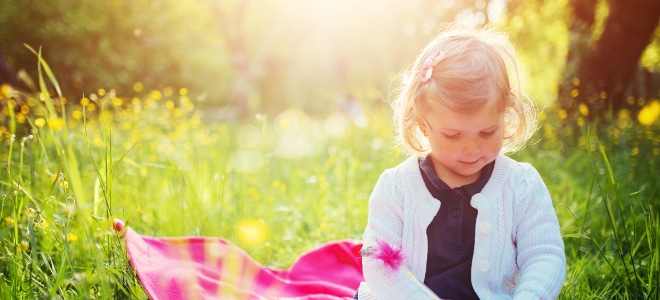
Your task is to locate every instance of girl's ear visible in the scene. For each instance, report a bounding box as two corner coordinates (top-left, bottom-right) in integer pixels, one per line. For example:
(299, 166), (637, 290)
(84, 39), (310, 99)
(417, 119), (429, 137)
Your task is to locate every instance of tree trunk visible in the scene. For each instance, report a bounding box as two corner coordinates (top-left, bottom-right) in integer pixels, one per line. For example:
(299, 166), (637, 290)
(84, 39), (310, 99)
(0, 42), (16, 87)
(559, 0), (660, 120)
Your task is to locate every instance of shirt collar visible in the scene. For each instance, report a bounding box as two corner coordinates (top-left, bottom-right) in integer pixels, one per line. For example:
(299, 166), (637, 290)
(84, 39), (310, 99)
(419, 155), (495, 195)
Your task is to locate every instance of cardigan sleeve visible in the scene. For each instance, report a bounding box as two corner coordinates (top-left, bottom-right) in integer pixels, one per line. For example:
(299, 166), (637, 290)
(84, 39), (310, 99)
(512, 164), (566, 299)
(359, 169), (435, 300)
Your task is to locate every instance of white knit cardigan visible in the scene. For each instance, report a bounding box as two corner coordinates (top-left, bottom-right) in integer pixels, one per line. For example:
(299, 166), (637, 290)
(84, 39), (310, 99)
(358, 154), (566, 300)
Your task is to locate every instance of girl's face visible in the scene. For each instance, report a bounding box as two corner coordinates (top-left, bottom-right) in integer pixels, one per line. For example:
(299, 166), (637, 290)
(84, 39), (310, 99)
(420, 100), (504, 188)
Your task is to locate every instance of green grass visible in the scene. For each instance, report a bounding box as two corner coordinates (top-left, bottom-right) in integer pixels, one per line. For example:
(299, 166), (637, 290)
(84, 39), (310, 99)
(0, 59), (659, 299)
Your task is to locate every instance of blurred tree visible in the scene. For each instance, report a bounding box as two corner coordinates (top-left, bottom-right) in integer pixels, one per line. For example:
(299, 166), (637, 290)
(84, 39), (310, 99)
(558, 0), (660, 120)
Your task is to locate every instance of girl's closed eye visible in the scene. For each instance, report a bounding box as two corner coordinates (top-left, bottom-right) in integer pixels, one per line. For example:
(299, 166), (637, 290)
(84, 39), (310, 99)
(442, 132), (460, 139)
(480, 129), (497, 137)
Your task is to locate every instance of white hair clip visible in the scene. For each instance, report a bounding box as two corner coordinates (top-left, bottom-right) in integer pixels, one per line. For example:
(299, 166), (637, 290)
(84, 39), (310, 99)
(420, 51), (445, 82)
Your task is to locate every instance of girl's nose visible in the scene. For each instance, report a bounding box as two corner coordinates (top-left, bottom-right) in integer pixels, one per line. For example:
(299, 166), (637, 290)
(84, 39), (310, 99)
(462, 139), (479, 155)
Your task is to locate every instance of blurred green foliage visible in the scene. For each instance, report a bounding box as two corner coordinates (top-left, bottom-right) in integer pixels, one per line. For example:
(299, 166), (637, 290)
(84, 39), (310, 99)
(0, 1), (228, 102)
(1, 0), (659, 116)
(0, 0), (548, 115)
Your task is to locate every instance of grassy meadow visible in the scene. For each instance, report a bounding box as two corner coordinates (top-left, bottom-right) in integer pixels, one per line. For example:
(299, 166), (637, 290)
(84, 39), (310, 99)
(1, 62), (659, 299)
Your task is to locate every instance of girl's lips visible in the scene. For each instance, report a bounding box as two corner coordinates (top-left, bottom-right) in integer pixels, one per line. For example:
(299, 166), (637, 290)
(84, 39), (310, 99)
(459, 159), (480, 165)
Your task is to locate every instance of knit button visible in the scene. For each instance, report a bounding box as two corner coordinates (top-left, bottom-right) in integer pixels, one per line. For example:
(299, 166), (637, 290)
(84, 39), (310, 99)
(478, 260), (490, 272)
(470, 193), (484, 207)
(479, 222), (492, 234)
(452, 209), (460, 217)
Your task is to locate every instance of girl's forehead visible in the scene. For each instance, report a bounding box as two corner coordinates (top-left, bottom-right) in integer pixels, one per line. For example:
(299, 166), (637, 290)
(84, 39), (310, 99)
(425, 98), (502, 117)
(422, 101), (503, 127)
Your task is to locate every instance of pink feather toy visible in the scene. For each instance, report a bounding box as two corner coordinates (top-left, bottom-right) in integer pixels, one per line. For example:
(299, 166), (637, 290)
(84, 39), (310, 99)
(374, 239), (405, 272)
(362, 239), (442, 299)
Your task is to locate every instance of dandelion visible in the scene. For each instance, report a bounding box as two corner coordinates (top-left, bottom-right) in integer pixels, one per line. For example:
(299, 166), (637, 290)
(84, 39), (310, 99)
(36, 218), (48, 229)
(72, 110), (83, 120)
(19, 241), (29, 251)
(4, 216), (13, 227)
(236, 219), (267, 248)
(637, 100), (660, 126)
(578, 103), (589, 117)
(98, 88), (106, 97)
(15, 113), (26, 124)
(539, 111), (547, 121)
(637, 97), (646, 107)
(150, 90), (162, 100)
(272, 180), (286, 192)
(134, 82), (144, 93)
(47, 118), (65, 131)
(112, 97), (124, 106)
(618, 109), (633, 129)
(0, 83), (13, 97)
(632, 147), (639, 156)
(80, 97), (90, 106)
(558, 109), (568, 121)
(66, 233), (79, 242)
(572, 77), (580, 86)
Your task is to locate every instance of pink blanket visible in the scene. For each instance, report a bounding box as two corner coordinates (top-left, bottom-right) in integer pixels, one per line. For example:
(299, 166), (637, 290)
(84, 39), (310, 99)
(114, 219), (363, 299)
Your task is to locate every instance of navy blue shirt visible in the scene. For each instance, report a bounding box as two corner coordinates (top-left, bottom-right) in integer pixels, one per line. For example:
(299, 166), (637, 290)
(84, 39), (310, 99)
(419, 156), (495, 300)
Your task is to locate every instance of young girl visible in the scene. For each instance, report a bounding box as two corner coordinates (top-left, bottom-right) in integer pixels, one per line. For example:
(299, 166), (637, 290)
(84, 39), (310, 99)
(356, 25), (566, 299)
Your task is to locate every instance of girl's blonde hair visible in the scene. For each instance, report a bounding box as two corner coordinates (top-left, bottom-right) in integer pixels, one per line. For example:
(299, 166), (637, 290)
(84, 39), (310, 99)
(392, 25), (538, 156)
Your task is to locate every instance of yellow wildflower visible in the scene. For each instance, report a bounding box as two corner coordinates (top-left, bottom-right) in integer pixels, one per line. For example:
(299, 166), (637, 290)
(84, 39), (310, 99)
(4, 216), (13, 227)
(19, 241), (29, 251)
(37, 218), (48, 229)
(133, 82), (144, 93)
(0, 83), (14, 98)
(112, 97), (124, 106)
(66, 233), (79, 242)
(572, 77), (580, 86)
(80, 97), (90, 106)
(578, 103), (589, 117)
(236, 219), (267, 248)
(47, 118), (65, 131)
(638, 100), (660, 126)
(72, 110), (83, 120)
(150, 90), (162, 100)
